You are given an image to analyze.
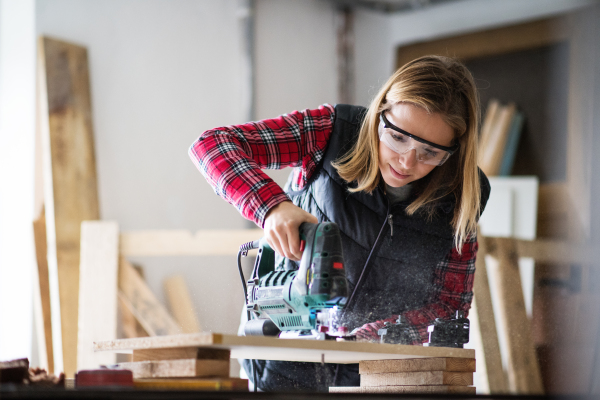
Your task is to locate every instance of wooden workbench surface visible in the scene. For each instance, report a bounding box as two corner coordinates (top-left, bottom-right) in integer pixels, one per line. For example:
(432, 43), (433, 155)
(94, 333), (474, 364)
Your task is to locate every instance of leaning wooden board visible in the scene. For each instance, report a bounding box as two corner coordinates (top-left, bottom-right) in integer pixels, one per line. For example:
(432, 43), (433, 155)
(94, 333), (474, 364)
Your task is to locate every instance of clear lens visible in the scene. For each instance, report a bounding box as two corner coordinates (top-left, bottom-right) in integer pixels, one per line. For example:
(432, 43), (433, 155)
(378, 123), (450, 166)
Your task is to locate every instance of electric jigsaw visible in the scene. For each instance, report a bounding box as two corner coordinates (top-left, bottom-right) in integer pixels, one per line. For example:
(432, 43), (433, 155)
(239, 222), (352, 340)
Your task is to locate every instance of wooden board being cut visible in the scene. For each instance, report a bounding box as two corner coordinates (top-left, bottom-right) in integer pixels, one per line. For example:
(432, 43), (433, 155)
(361, 371), (473, 387)
(94, 333), (474, 364)
(133, 347), (230, 362)
(330, 385), (476, 394)
(117, 359), (229, 379)
(359, 357), (475, 374)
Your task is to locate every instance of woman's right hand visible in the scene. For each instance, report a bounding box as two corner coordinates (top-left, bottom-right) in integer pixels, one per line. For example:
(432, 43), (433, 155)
(263, 201), (318, 261)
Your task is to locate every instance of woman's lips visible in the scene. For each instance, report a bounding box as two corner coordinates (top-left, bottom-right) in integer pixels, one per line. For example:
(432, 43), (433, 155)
(390, 165), (410, 179)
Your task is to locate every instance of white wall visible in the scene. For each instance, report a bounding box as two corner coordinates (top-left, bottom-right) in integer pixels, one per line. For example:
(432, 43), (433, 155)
(0, 0), (36, 362)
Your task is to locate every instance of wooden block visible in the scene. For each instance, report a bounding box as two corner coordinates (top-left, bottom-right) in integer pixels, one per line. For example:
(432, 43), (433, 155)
(117, 359), (229, 379)
(118, 257), (181, 336)
(164, 275), (202, 333)
(133, 347), (230, 362)
(133, 377), (248, 391)
(38, 36), (101, 377)
(33, 207), (54, 374)
(330, 385), (476, 394)
(361, 371), (473, 387)
(359, 358), (475, 375)
(77, 221), (119, 371)
(0, 358), (29, 383)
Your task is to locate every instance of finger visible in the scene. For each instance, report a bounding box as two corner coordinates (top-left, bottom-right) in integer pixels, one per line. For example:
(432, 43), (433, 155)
(286, 225), (302, 261)
(266, 230), (284, 259)
(273, 228), (296, 261)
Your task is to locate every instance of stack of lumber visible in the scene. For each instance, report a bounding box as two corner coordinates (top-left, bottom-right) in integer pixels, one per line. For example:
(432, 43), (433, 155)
(330, 357), (476, 394)
(115, 347), (247, 391)
(478, 98), (524, 176)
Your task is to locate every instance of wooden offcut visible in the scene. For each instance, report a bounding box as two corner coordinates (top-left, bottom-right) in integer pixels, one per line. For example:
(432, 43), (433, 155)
(330, 385), (475, 394)
(117, 359), (229, 379)
(32, 208), (54, 374)
(361, 371), (473, 387)
(489, 238), (544, 394)
(38, 36), (100, 377)
(118, 258), (181, 336)
(164, 275), (202, 333)
(359, 357), (475, 375)
(133, 377), (248, 391)
(77, 221), (119, 371)
(133, 347), (230, 362)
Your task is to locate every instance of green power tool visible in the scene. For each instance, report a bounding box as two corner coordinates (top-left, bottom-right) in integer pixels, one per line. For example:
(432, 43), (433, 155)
(238, 222), (351, 340)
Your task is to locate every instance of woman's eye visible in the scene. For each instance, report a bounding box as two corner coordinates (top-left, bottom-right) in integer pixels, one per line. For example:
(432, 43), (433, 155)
(391, 133), (408, 143)
(423, 148), (439, 158)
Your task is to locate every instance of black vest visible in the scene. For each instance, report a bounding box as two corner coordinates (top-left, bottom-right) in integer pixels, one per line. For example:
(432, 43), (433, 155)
(283, 104), (491, 330)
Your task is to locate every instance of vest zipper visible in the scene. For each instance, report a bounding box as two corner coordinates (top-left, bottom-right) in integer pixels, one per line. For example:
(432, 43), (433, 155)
(388, 214), (393, 237)
(342, 199), (392, 317)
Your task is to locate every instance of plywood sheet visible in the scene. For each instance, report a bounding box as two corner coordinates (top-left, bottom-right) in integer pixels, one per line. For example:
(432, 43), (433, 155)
(133, 347), (230, 362)
(361, 371), (473, 387)
(133, 377), (248, 391)
(330, 385), (476, 394)
(94, 333), (474, 364)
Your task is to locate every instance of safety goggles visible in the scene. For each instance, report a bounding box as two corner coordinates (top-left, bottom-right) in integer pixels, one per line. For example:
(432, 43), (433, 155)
(378, 112), (459, 166)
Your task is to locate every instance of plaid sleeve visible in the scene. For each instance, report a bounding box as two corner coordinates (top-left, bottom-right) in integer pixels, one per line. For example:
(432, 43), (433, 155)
(353, 234), (478, 345)
(189, 104), (335, 227)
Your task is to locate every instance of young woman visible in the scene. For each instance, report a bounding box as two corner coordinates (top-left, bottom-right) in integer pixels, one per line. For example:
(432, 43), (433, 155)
(189, 55), (490, 391)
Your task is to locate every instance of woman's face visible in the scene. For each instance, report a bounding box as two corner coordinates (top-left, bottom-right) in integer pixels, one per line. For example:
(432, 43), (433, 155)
(378, 103), (455, 188)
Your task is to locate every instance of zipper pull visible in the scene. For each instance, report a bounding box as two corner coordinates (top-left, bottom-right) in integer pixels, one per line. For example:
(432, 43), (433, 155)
(388, 214), (393, 237)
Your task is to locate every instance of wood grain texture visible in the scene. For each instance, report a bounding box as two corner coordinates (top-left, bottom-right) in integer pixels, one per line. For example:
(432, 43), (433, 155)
(164, 275), (202, 333)
(473, 234), (508, 394)
(133, 347), (230, 362)
(361, 371), (473, 387)
(330, 385), (476, 394)
(39, 36), (100, 377)
(118, 258), (181, 336)
(33, 208), (54, 374)
(77, 221), (119, 371)
(133, 377), (248, 391)
(359, 358), (475, 375)
(479, 103), (516, 177)
(119, 295), (149, 339)
(117, 359), (229, 379)
(396, 15), (572, 68)
(94, 333), (475, 364)
(491, 238), (544, 394)
(120, 229), (263, 256)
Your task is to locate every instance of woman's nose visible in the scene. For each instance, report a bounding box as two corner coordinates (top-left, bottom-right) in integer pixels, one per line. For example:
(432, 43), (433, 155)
(399, 148), (417, 169)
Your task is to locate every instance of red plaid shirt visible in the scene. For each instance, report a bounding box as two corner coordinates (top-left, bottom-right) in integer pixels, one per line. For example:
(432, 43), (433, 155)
(189, 104), (478, 344)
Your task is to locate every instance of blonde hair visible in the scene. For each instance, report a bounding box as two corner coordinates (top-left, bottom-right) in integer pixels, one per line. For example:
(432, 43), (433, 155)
(332, 55), (481, 251)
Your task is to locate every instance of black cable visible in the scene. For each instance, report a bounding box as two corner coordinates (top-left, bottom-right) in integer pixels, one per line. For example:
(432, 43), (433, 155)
(238, 240), (259, 392)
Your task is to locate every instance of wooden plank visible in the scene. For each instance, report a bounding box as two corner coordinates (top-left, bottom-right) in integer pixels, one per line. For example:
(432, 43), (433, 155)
(133, 378), (248, 391)
(473, 233), (508, 394)
(359, 358), (475, 375)
(118, 258), (181, 337)
(33, 208), (54, 374)
(478, 99), (501, 158)
(76, 221), (119, 371)
(361, 371), (473, 387)
(396, 15), (572, 68)
(479, 103), (516, 177)
(330, 385), (476, 394)
(39, 36), (101, 377)
(164, 275), (202, 333)
(117, 359), (229, 379)
(490, 238), (544, 394)
(484, 237), (594, 266)
(133, 347), (230, 362)
(119, 295), (149, 339)
(94, 333), (474, 364)
(119, 229), (263, 256)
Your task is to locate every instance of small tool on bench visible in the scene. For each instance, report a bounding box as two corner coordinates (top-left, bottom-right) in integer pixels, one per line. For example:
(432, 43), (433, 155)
(425, 310), (470, 348)
(238, 222), (352, 340)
